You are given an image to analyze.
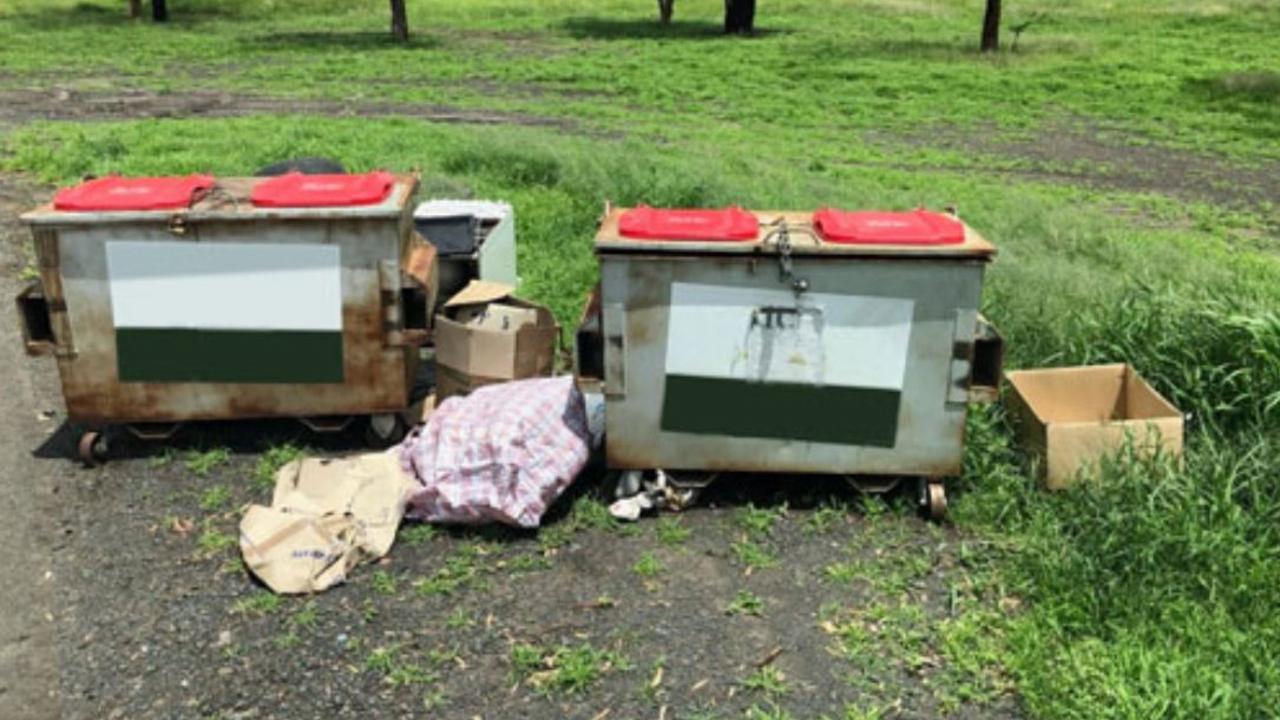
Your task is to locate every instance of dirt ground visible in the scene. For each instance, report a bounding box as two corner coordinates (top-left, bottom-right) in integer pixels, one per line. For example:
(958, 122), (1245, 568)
(0, 86), (1272, 720)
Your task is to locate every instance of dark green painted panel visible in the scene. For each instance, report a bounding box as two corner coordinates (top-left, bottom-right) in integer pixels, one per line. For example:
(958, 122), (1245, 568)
(661, 375), (900, 447)
(116, 328), (344, 384)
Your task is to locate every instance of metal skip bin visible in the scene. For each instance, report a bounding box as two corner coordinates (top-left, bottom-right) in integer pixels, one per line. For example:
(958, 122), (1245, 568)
(582, 207), (1003, 518)
(17, 174), (429, 461)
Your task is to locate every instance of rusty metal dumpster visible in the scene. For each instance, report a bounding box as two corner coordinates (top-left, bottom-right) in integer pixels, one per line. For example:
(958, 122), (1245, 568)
(579, 206), (1002, 518)
(17, 174), (429, 461)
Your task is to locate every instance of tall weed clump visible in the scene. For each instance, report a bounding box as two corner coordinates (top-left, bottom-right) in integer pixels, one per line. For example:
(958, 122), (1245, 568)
(960, 284), (1280, 718)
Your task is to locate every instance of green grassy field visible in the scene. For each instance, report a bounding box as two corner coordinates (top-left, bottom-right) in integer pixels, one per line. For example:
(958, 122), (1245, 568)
(3, 0), (1280, 717)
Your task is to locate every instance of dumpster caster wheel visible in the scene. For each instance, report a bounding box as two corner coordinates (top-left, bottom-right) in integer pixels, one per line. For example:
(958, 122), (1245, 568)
(78, 431), (109, 466)
(365, 413), (407, 447)
(921, 481), (947, 521)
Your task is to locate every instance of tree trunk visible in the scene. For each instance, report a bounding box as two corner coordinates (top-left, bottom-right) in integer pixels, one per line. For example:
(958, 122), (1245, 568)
(128, 0), (141, 19)
(724, 0), (756, 35)
(981, 0), (1001, 52)
(390, 0), (409, 42)
(151, 0), (167, 22)
(657, 0), (674, 25)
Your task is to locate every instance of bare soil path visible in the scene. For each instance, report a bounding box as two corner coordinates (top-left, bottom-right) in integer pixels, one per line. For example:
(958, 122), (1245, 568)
(0, 172), (64, 720)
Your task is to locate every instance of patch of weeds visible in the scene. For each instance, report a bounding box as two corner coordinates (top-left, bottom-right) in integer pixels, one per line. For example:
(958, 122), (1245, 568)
(289, 602), (318, 629)
(185, 447), (231, 477)
(823, 561), (860, 585)
(510, 642), (629, 695)
(18, 265), (40, 282)
(195, 523), (237, 557)
(273, 632), (300, 649)
(217, 556), (247, 575)
(537, 522), (576, 552)
(731, 539), (778, 570)
(387, 663), (438, 688)
(148, 447), (177, 468)
(655, 516), (691, 546)
(361, 598), (378, 623)
(632, 551), (664, 578)
(569, 495), (619, 532)
(413, 552), (480, 596)
(504, 552), (552, 574)
(232, 591), (283, 616)
(253, 443), (303, 493)
(398, 523), (437, 546)
(858, 495), (889, 522)
(365, 644), (401, 674)
(735, 503), (786, 537)
(199, 484), (232, 512)
(445, 607), (474, 629)
(425, 646), (460, 668)
(742, 665), (788, 697)
(726, 590), (765, 617)
(806, 502), (847, 534)
(371, 569), (398, 596)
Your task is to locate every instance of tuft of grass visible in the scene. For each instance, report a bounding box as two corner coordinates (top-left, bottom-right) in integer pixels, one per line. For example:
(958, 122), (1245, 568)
(631, 551), (664, 578)
(288, 602), (318, 630)
(398, 523), (437, 546)
(253, 443), (304, 493)
(371, 569), (398, 596)
(199, 484), (232, 512)
(413, 552), (480, 596)
(185, 448), (231, 477)
(726, 590), (765, 617)
(510, 642), (629, 695)
(232, 591), (283, 616)
(655, 516), (692, 546)
(742, 666), (788, 697)
(731, 539), (778, 570)
(735, 504), (786, 537)
(195, 524), (237, 556)
(805, 502), (848, 534)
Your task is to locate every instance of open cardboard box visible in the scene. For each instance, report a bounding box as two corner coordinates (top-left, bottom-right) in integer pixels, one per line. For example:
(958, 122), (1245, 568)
(1004, 363), (1183, 489)
(433, 280), (558, 400)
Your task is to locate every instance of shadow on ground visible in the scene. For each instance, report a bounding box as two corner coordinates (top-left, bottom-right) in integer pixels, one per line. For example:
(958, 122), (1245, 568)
(244, 30), (441, 51)
(560, 17), (785, 41)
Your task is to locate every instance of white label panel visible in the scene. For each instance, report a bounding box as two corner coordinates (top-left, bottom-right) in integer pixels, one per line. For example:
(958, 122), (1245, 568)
(665, 282), (913, 390)
(106, 241), (342, 331)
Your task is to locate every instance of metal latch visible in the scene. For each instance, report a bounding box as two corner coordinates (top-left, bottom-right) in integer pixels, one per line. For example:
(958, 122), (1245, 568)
(770, 220), (809, 296)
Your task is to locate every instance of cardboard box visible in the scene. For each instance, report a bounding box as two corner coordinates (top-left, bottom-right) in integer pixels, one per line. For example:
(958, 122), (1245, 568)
(434, 280), (558, 399)
(1004, 363), (1183, 490)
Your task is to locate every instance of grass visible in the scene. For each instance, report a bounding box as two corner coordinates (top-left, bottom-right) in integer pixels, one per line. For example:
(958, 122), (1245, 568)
(232, 591), (284, 616)
(510, 642), (629, 695)
(726, 590), (764, 617)
(198, 484), (232, 512)
(184, 448), (231, 477)
(654, 516), (691, 546)
(731, 539), (778, 571)
(631, 551), (663, 578)
(252, 443), (304, 493)
(3, 1), (1280, 717)
(742, 666), (788, 697)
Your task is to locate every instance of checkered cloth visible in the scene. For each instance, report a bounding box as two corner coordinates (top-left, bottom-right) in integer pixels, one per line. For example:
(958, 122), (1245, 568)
(397, 376), (592, 528)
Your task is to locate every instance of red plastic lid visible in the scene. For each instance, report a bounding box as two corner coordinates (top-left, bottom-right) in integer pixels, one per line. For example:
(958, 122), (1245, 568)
(618, 205), (758, 242)
(251, 171), (395, 208)
(813, 209), (965, 245)
(53, 175), (214, 212)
